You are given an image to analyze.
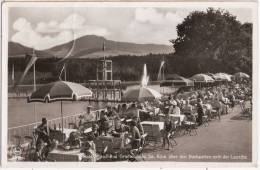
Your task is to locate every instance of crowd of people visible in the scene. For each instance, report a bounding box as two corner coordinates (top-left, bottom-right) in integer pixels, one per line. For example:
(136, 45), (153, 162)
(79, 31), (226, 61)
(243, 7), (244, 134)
(30, 80), (252, 161)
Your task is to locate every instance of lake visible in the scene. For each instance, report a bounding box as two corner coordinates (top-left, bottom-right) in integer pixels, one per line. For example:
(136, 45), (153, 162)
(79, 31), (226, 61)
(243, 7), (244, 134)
(8, 85), (176, 128)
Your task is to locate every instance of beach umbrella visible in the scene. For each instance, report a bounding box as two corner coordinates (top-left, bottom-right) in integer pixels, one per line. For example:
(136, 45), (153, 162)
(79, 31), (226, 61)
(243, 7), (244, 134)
(190, 74), (214, 83)
(160, 74), (194, 87)
(234, 72), (250, 79)
(28, 81), (93, 132)
(214, 73), (232, 82)
(122, 86), (162, 102)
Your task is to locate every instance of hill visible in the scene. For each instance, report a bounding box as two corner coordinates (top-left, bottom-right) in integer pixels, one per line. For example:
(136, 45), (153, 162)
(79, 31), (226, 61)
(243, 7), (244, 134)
(8, 35), (174, 58)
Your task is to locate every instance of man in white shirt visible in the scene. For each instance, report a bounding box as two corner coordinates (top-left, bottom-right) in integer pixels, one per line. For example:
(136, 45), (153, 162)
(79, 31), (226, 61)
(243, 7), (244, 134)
(84, 106), (96, 122)
(168, 100), (181, 115)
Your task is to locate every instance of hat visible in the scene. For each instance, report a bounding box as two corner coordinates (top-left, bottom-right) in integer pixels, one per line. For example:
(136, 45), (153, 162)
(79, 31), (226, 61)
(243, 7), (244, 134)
(171, 100), (177, 106)
(85, 105), (93, 110)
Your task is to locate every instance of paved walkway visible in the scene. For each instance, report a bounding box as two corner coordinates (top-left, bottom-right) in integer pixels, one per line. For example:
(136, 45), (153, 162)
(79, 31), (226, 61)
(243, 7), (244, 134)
(142, 103), (252, 162)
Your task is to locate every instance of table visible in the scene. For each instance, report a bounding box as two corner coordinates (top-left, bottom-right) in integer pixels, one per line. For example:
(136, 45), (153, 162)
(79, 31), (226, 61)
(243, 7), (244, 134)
(157, 114), (185, 125)
(141, 121), (164, 143)
(60, 127), (92, 142)
(94, 134), (131, 155)
(48, 148), (85, 162)
(169, 114), (185, 123)
(141, 121), (164, 131)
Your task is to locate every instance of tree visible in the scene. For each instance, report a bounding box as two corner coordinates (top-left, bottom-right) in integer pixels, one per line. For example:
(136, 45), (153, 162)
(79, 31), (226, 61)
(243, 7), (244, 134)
(171, 8), (252, 76)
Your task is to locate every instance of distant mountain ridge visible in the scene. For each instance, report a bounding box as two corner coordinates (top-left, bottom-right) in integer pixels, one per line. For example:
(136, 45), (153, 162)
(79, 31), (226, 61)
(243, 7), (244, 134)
(8, 35), (174, 58)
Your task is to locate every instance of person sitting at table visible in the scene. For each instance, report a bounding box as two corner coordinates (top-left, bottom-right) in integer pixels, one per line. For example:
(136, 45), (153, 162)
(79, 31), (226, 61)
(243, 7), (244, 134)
(196, 98), (204, 126)
(121, 103), (128, 118)
(162, 114), (173, 150)
(137, 102), (144, 110)
(132, 116), (144, 135)
(84, 106), (96, 122)
(180, 98), (186, 110)
(126, 103), (139, 118)
(81, 141), (97, 162)
(129, 121), (141, 150)
(106, 105), (113, 117)
(168, 100), (181, 115)
(113, 117), (125, 134)
(78, 115), (85, 127)
(117, 104), (122, 115)
(64, 131), (81, 149)
(183, 99), (193, 113)
(89, 124), (99, 139)
(98, 112), (110, 136)
(112, 106), (119, 118)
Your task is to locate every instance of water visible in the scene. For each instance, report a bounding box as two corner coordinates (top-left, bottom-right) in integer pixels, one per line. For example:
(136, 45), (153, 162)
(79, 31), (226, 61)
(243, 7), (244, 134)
(8, 84), (176, 128)
(8, 98), (106, 128)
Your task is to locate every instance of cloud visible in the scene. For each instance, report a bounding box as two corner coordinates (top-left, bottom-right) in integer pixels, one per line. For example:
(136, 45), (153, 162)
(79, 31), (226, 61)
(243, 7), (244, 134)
(11, 13), (109, 50)
(124, 8), (185, 45)
(59, 13), (85, 30)
(13, 17), (32, 31)
(35, 21), (60, 33)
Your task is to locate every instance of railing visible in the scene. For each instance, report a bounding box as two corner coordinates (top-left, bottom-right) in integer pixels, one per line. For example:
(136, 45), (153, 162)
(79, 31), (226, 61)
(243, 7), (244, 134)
(8, 109), (105, 145)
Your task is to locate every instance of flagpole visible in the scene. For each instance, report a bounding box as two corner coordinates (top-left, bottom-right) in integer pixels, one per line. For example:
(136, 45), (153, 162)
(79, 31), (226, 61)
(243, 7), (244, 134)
(33, 49), (37, 124)
(162, 56), (165, 94)
(64, 63), (67, 81)
(162, 56), (165, 81)
(33, 63), (36, 91)
(12, 64), (15, 86)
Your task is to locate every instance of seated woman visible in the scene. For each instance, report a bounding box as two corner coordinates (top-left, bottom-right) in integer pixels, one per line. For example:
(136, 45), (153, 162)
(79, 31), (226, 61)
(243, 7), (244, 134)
(64, 131), (81, 149)
(182, 99), (193, 113)
(111, 117), (125, 137)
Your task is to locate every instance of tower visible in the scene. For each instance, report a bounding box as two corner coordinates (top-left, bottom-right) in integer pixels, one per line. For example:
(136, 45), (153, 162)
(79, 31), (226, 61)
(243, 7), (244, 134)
(97, 58), (113, 81)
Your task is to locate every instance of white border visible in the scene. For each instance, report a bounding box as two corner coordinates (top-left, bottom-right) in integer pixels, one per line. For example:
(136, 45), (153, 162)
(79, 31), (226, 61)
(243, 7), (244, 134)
(1, 1), (258, 168)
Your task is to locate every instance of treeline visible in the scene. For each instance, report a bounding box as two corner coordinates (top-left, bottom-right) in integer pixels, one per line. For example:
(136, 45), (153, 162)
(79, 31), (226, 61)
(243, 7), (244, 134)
(8, 51), (251, 85)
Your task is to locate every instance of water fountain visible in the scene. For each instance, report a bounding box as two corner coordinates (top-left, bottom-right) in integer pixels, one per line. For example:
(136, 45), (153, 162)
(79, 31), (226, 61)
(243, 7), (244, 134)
(141, 64), (149, 87)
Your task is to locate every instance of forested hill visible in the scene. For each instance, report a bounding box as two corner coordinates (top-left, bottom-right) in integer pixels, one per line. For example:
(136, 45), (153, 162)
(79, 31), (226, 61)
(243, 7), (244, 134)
(8, 35), (174, 58)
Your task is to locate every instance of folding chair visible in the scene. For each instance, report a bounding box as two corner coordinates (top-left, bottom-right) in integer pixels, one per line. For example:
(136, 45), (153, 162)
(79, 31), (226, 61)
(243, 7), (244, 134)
(183, 120), (197, 136)
(202, 115), (209, 127)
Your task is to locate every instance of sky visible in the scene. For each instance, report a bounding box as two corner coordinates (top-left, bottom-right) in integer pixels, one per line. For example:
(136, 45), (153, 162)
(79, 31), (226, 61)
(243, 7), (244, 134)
(8, 6), (253, 50)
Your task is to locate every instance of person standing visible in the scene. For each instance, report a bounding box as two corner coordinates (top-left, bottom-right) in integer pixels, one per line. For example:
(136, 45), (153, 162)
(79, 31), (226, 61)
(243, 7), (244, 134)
(35, 118), (52, 160)
(196, 98), (204, 126)
(129, 121), (141, 150)
(162, 114), (173, 150)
